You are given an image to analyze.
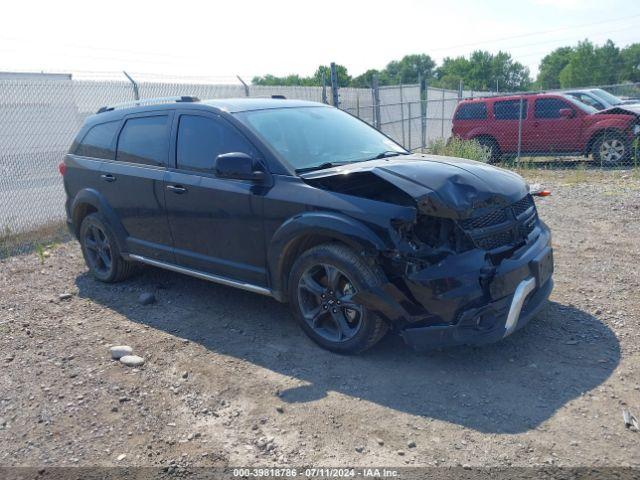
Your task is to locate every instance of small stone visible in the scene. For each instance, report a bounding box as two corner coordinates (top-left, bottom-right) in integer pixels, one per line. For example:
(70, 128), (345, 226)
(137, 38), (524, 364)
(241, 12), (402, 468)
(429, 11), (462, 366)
(138, 292), (156, 305)
(117, 454), (126, 461)
(181, 371), (189, 379)
(120, 355), (145, 367)
(397, 450), (405, 456)
(59, 293), (72, 301)
(355, 446), (364, 453)
(110, 346), (133, 360)
(275, 406), (284, 414)
(111, 406), (119, 412)
(407, 441), (417, 448)
(376, 438), (384, 446)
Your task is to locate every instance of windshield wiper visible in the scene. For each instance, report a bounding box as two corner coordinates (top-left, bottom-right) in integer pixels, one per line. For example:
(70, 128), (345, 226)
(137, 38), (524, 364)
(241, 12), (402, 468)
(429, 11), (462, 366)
(295, 162), (341, 174)
(366, 150), (408, 161)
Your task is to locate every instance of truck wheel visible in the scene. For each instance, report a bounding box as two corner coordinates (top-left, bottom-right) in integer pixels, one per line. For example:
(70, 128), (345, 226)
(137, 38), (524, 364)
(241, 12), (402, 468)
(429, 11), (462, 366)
(79, 213), (137, 283)
(475, 137), (501, 164)
(288, 243), (388, 354)
(592, 133), (631, 165)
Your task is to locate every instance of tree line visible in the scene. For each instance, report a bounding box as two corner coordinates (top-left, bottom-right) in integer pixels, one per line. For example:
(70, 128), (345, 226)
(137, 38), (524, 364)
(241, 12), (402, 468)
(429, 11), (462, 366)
(251, 40), (640, 91)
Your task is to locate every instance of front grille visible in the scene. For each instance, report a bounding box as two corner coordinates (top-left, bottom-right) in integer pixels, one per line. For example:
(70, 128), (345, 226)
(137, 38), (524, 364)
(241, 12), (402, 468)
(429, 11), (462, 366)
(459, 194), (538, 251)
(458, 208), (508, 230)
(512, 194), (535, 217)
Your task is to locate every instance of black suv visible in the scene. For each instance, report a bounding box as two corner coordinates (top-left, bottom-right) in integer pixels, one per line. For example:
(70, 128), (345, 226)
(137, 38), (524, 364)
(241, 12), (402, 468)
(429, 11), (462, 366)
(62, 97), (554, 354)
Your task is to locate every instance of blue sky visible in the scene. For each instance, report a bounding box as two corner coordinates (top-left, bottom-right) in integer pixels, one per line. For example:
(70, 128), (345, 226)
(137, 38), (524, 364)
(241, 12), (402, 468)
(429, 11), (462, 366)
(0, 0), (638, 81)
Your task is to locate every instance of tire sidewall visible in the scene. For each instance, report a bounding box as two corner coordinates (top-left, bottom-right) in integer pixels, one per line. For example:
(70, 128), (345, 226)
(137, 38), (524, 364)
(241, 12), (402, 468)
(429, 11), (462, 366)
(288, 245), (384, 354)
(79, 213), (120, 282)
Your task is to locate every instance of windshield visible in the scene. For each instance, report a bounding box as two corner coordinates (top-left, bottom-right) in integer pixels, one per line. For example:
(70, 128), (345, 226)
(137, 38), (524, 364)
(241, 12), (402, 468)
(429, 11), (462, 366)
(590, 89), (623, 106)
(562, 95), (598, 114)
(236, 106), (407, 172)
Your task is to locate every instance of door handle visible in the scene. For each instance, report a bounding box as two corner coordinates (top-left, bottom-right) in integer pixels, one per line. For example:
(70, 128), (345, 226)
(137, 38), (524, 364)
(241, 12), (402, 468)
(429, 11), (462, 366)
(100, 174), (116, 182)
(167, 184), (187, 194)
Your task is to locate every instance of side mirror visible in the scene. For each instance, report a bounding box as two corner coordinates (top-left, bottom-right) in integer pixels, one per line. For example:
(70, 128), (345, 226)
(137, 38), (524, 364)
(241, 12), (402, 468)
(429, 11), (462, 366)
(559, 108), (575, 119)
(214, 152), (266, 182)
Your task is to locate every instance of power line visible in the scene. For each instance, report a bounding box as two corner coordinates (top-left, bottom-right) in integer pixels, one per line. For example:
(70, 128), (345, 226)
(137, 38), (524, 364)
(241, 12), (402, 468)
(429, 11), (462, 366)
(428, 13), (640, 54)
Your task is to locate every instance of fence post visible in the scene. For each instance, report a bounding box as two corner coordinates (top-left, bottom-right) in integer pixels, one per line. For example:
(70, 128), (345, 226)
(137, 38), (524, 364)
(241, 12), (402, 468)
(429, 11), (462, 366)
(441, 88), (445, 139)
(399, 81), (405, 146)
(236, 75), (250, 97)
(517, 96), (524, 163)
(458, 79), (463, 100)
(419, 74), (427, 152)
(330, 62), (340, 108)
(356, 93), (360, 118)
(424, 83), (429, 150)
(372, 74), (381, 130)
(321, 71), (328, 104)
(123, 71), (140, 100)
(407, 102), (412, 151)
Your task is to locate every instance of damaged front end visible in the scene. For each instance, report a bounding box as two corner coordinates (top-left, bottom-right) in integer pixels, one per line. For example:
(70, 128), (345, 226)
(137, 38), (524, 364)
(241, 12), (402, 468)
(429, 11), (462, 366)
(302, 156), (554, 350)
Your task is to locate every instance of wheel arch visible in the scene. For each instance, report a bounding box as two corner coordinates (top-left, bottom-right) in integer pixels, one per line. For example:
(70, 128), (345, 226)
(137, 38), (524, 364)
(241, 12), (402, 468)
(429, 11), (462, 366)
(71, 189), (127, 251)
(267, 212), (388, 302)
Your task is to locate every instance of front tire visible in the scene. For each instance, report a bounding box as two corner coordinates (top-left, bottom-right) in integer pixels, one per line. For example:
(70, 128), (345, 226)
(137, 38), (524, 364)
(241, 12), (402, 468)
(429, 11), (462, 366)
(79, 213), (137, 283)
(592, 132), (630, 165)
(288, 243), (388, 354)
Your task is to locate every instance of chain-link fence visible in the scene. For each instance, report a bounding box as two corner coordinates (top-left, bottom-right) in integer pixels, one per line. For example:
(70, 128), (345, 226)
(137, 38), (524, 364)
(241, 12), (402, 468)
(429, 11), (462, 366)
(1, 71), (639, 250)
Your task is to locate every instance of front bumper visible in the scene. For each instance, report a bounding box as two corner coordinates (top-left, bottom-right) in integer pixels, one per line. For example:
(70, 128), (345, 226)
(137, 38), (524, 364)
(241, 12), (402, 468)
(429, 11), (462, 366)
(400, 277), (552, 350)
(355, 222), (554, 350)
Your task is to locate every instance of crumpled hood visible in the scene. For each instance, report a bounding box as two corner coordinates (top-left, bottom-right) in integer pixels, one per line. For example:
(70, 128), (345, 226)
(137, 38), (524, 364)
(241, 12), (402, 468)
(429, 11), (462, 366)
(599, 104), (640, 116)
(300, 154), (529, 218)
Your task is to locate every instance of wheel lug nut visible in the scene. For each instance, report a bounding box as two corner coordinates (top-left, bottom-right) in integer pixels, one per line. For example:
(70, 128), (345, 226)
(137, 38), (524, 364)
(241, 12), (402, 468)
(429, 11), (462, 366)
(323, 305), (328, 309)
(332, 308), (337, 313)
(337, 301), (341, 305)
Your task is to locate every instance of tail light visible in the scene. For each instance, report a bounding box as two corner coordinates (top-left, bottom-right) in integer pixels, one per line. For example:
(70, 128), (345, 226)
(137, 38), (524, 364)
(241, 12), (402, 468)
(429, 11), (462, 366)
(58, 162), (66, 176)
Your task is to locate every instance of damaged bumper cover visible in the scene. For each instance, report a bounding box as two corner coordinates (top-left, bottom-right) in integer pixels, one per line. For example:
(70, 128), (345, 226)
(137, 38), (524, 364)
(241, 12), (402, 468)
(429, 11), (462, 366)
(355, 223), (554, 351)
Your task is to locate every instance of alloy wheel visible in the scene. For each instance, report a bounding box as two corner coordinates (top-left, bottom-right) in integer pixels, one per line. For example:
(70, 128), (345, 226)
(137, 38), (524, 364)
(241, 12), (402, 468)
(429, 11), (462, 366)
(599, 139), (625, 164)
(297, 263), (364, 343)
(83, 224), (112, 275)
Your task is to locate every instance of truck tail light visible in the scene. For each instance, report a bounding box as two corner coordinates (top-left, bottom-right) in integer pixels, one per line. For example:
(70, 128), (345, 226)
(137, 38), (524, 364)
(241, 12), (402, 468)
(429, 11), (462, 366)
(58, 162), (66, 176)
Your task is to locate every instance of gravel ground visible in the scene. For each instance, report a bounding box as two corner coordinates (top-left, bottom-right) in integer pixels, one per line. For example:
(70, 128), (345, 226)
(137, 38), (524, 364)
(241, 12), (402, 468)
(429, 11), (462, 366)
(1, 169), (639, 469)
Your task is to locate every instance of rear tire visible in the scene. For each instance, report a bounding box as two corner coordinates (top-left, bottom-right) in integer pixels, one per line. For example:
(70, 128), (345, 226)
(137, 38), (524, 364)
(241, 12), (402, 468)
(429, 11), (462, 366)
(288, 243), (388, 354)
(79, 213), (137, 283)
(592, 132), (631, 166)
(475, 137), (501, 164)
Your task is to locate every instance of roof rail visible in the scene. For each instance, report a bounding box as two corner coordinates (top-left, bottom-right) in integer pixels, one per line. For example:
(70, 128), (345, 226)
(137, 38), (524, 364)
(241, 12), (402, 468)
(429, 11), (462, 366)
(96, 96), (200, 114)
(271, 95), (286, 99)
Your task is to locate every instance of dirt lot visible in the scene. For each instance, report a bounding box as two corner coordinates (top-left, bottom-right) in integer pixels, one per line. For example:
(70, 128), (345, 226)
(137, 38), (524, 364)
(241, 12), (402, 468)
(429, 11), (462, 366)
(1, 169), (639, 469)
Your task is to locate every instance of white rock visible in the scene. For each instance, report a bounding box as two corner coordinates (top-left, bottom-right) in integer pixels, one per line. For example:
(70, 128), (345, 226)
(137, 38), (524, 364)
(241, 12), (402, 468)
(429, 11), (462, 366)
(120, 355), (145, 367)
(117, 454), (126, 461)
(110, 346), (133, 360)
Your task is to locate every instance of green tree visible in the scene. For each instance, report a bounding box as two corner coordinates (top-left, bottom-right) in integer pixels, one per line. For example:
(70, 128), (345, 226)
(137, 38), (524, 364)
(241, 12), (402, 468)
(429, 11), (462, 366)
(435, 50), (530, 91)
(620, 43), (640, 82)
(384, 54), (436, 84)
(537, 47), (573, 89)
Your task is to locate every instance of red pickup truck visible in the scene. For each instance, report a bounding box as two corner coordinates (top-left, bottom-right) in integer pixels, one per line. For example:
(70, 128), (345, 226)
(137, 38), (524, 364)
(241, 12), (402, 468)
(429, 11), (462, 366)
(451, 93), (640, 164)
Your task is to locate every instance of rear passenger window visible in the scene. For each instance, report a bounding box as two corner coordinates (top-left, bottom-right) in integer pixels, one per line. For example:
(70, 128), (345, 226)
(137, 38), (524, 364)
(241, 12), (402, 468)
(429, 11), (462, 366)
(116, 115), (169, 166)
(176, 115), (256, 173)
(75, 121), (119, 159)
(494, 100), (527, 120)
(454, 103), (487, 120)
(534, 98), (570, 119)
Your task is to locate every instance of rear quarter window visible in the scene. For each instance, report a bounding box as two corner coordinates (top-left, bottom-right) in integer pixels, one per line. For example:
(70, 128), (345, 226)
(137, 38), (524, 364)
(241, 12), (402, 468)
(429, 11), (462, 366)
(454, 103), (487, 120)
(74, 121), (119, 159)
